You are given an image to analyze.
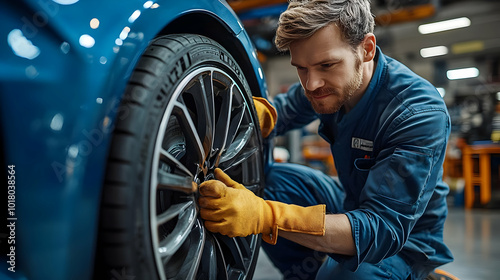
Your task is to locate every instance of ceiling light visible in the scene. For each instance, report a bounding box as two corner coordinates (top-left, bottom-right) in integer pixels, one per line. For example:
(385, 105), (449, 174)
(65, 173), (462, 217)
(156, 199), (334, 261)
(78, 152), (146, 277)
(420, 46), (448, 58)
(447, 67), (479, 80)
(418, 17), (471, 34)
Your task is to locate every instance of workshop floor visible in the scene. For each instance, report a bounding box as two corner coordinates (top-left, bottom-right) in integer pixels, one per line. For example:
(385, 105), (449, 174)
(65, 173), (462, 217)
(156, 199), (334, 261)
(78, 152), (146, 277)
(253, 207), (500, 280)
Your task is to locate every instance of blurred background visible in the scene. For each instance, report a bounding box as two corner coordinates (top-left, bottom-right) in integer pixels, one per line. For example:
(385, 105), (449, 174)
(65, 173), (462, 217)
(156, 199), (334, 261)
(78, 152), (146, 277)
(228, 0), (500, 279)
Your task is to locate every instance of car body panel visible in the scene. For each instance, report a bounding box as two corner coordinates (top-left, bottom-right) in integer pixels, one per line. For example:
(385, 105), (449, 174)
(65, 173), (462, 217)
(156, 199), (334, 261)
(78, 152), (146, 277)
(0, 1), (267, 279)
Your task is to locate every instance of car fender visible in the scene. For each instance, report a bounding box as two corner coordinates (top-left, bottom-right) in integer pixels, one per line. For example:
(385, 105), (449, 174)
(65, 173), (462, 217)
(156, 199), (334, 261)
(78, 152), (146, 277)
(0, 1), (267, 279)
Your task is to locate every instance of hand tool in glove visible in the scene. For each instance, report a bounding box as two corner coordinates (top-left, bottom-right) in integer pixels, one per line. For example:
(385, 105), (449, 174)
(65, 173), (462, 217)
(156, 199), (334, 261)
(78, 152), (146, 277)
(198, 168), (325, 244)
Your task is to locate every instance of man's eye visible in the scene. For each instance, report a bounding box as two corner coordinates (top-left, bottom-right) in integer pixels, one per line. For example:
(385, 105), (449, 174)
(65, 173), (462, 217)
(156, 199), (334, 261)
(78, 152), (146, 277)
(321, 63), (334, 68)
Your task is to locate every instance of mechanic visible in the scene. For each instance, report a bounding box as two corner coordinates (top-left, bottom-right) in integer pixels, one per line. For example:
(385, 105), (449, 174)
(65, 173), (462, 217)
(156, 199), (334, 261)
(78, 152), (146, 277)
(198, 0), (454, 279)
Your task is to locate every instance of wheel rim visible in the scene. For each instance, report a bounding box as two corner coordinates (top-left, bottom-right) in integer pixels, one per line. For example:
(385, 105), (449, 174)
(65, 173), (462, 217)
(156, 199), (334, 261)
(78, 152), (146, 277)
(150, 66), (263, 279)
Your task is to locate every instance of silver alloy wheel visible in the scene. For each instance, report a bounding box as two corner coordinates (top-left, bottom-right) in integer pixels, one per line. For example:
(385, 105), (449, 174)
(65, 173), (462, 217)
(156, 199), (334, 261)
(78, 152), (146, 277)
(150, 66), (264, 280)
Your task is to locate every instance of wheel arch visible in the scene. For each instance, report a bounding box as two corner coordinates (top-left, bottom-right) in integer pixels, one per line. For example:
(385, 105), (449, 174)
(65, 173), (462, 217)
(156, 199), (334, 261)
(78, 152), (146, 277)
(153, 12), (274, 167)
(158, 12), (268, 99)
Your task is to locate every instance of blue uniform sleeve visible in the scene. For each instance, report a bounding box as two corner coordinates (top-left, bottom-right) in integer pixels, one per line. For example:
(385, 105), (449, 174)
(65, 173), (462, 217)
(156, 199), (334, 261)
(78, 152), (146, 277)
(272, 83), (318, 135)
(330, 108), (450, 270)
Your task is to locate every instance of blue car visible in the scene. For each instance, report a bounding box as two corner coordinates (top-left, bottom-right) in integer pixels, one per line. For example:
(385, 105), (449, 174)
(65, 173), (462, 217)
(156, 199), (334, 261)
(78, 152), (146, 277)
(0, 1), (270, 279)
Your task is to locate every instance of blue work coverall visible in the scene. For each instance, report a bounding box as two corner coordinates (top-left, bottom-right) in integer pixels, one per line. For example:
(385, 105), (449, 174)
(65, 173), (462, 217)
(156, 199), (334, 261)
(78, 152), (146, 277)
(262, 47), (454, 280)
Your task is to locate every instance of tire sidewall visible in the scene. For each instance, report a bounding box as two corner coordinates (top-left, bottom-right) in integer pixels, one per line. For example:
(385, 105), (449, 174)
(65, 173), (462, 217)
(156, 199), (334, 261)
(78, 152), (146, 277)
(127, 35), (257, 279)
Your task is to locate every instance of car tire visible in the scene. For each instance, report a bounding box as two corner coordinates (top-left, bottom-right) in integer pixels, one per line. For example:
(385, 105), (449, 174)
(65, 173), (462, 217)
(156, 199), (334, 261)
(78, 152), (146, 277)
(94, 34), (265, 280)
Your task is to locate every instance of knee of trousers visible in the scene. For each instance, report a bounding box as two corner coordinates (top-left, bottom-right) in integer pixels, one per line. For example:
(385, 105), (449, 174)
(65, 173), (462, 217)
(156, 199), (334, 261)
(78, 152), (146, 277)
(263, 162), (345, 212)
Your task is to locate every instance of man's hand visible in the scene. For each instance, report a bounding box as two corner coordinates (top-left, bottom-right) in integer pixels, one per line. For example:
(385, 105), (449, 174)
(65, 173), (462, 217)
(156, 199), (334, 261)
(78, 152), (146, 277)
(198, 168), (325, 244)
(252, 97), (277, 138)
(198, 171), (269, 238)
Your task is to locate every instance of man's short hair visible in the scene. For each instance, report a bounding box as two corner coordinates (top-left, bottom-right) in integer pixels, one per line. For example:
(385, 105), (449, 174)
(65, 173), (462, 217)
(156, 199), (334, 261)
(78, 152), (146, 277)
(275, 0), (375, 51)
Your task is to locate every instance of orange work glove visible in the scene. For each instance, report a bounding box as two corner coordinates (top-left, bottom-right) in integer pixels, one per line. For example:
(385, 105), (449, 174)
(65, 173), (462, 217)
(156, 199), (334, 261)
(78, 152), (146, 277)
(198, 168), (325, 245)
(252, 97), (277, 138)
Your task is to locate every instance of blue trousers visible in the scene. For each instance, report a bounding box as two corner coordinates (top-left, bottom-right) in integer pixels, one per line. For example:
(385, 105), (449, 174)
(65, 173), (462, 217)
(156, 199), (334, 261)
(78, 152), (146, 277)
(262, 163), (413, 280)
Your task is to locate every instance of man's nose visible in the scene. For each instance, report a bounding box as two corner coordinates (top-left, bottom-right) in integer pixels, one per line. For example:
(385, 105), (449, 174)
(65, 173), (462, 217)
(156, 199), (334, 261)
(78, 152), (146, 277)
(305, 71), (324, 92)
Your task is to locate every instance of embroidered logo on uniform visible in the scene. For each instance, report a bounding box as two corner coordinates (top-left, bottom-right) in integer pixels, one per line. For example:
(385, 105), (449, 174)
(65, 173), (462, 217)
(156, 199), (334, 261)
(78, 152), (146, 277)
(351, 137), (373, 151)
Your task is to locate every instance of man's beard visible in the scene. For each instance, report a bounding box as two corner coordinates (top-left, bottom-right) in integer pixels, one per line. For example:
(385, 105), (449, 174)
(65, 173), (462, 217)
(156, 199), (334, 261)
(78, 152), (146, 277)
(305, 56), (363, 114)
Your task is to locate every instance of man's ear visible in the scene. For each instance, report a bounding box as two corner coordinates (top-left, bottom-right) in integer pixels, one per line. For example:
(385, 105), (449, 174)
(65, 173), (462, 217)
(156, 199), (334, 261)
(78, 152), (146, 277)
(361, 33), (376, 62)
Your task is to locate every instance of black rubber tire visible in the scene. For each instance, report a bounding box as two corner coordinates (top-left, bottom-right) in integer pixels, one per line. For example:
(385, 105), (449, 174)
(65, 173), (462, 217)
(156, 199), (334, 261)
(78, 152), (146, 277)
(93, 34), (265, 280)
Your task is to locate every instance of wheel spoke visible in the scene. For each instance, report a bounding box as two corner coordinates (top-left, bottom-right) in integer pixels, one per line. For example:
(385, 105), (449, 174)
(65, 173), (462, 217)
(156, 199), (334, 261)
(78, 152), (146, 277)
(213, 84), (252, 167)
(219, 124), (255, 165)
(158, 201), (197, 262)
(221, 236), (245, 270)
(201, 73), (216, 154)
(213, 84), (233, 156)
(157, 201), (193, 226)
(177, 220), (205, 279)
(160, 219), (205, 280)
(183, 72), (215, 157)
(225, 86), (246, 146)
(160, 148), (193, 178)
(199, 233), (220, 280)
(235, 237), (252, 259)
(173, 101), (206, 164)
(157, 169), (197, 194)
(202, 240), (218, 280)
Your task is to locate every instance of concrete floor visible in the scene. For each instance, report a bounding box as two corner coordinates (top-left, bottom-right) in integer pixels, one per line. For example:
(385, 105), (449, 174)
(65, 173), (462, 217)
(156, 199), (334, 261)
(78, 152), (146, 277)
(253, 207), (500, 280)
